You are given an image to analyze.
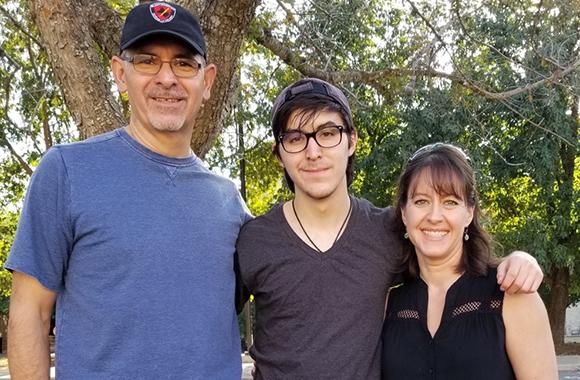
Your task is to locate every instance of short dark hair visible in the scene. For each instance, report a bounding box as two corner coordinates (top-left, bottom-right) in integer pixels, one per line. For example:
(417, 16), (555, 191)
(271, 79), (357, 192)
(394, 143), (497, 279)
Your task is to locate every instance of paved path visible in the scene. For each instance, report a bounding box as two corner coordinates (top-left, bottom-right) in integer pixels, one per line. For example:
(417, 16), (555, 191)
(558, 356), (580, 379)
(1, 355), (577, 379)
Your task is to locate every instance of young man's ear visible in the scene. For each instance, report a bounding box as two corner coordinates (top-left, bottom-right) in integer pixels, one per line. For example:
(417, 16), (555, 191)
(348, 129), (358, 156)
(272, 143), (284, 167)
(111, 56), (128, 93)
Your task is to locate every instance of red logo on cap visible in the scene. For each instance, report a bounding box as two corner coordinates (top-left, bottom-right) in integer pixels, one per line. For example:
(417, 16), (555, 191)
(150, 3), (176, 23)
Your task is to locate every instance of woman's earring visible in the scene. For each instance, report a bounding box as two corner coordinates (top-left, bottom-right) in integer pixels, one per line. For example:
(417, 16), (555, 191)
(464, 229), (469, 241)
(404, 232), (409, 239)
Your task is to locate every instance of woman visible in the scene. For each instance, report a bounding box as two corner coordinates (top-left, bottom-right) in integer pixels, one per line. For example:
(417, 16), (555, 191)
(382, 143), (557, 379)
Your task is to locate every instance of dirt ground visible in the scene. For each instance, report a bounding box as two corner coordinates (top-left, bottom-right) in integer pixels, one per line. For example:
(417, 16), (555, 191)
(558, 343), (580, 355)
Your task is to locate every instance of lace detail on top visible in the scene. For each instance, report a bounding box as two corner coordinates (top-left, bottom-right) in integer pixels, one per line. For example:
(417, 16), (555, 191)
(452, 299), (502, 317)
(452, 301), (482, 317)
(396, 309), (420, 319)
(391, 299), (503, 320)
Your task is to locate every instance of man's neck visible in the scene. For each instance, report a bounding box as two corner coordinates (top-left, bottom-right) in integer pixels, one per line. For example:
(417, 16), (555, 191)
(126, 124), (193, 158)
(284, 186), (352, 252)
(292, 187), (351, 225)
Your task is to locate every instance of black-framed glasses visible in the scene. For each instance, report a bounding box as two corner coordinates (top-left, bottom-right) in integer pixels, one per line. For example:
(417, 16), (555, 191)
(278, 125), (345, 153)
(121, 54), (203, 78)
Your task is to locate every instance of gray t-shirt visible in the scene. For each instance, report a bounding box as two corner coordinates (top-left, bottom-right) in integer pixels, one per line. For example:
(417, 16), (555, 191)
(237, 197), (401, 380)
(7, 128), (250, 379)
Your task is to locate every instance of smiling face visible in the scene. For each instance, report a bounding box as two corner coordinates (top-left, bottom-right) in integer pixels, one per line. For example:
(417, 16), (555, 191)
(111, 37), (215, 135)
(277, 108), (356, 201)
(401, 169), (474, 267)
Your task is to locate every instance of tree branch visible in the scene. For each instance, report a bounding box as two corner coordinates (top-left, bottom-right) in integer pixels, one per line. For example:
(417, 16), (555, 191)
(191, 0), (260, 157)
(496, 96), (575, 147)
(274, 0), (329, 65)
(41, 96), (53, 150)
(1, 139), (33, 176)
(0, 5), (42, 47)
(0, 119), (34, 176)
(81, 0), (123, 59)
(0, 47), (22, 69)
(256, 25), (580, 102)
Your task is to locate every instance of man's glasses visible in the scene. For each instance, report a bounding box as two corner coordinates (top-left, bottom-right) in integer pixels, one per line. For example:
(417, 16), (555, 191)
(121, 54), (203, 78)
(278, 125), (345, 153)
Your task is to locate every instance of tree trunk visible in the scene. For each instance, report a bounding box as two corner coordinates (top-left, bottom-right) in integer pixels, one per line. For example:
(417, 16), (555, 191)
(28, 0), (126, 139)
(547, 266), (569, 348)
(0, 314), (7, 354)
(191, 0), (260, 157)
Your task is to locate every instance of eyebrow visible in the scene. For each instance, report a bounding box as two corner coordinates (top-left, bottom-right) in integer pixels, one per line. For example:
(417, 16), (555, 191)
(285, 121), (343, 133)
(315, 121), (343, 129)
(410, 190), (464, 200)
(133, 50), (198, 60)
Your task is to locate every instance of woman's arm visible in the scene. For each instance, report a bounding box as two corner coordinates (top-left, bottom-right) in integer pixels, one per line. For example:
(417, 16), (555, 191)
(503, 291), (557, 379)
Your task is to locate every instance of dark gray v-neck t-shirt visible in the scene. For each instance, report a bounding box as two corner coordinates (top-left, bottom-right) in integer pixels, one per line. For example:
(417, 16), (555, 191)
(237, 197), (401, 380)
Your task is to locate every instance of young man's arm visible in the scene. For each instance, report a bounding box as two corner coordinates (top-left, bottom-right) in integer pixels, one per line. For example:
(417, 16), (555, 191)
(234, 251), (250, 314)
(496, 251), (543, 294)
(8, 271), (57, 380)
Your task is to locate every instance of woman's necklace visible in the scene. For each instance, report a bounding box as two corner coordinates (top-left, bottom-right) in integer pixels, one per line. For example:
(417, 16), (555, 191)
(291, 197), (353, 253)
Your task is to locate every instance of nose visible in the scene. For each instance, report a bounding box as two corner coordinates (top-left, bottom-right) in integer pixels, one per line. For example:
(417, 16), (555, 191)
(427, 203), (444, 222)
(155, 61), (178, 86)
(304, 135), (322, 159)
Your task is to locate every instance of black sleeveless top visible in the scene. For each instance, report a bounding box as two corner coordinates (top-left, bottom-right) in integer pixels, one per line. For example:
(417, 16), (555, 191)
(381, 268), (515, 380)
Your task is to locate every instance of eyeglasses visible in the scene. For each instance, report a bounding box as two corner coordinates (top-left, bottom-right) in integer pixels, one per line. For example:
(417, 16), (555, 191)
(278, 125), (345, 153)
(121, 54), (203, 78)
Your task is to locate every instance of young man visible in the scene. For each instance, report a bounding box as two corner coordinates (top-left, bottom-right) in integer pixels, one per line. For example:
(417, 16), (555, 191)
(6, 2), (249, 378)
(236, 78), (543, 379)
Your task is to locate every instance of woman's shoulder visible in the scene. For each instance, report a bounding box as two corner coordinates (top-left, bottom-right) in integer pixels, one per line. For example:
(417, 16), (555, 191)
(386, 279), (423, 313)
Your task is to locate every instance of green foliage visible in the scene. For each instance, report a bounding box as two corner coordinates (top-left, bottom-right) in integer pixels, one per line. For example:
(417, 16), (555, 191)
(105, 0), (134, 14)
(0, 0), (77, 205)
(206, 39), (298, 215)
(0, 210), (17, 314)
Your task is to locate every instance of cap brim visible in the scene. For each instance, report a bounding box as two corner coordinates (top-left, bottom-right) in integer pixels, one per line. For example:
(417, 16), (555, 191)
(120, 30), (205, 58)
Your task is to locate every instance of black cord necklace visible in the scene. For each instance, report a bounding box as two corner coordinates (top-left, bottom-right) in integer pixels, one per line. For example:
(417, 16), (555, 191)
(291, 197), (353, 253)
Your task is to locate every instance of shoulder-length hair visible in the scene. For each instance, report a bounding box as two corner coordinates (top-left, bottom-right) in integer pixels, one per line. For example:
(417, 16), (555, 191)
(393, 143), (497, 279)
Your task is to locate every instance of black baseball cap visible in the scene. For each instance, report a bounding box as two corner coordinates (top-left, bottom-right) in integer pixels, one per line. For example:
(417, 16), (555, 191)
(120, 2), (207, 59)
(271, 78), (353, 137)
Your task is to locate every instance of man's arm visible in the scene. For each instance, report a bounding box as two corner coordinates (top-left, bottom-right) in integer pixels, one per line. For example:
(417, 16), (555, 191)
(8, 271), (57, 380)
(496, 250), (543, 294)
(234, 251), (250, 314)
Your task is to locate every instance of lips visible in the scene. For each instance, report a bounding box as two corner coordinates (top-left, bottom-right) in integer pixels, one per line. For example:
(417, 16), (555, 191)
(151, 97), (184, 103)
(301, 167), (329, 173)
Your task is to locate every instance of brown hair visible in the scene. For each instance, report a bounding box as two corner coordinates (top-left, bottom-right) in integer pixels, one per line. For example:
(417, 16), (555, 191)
(394, 143), (497, 279)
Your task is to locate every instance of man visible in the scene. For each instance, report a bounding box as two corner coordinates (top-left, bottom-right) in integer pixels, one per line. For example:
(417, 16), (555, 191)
(6, 2), (249, 378)
(236, 78), (543, 379)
